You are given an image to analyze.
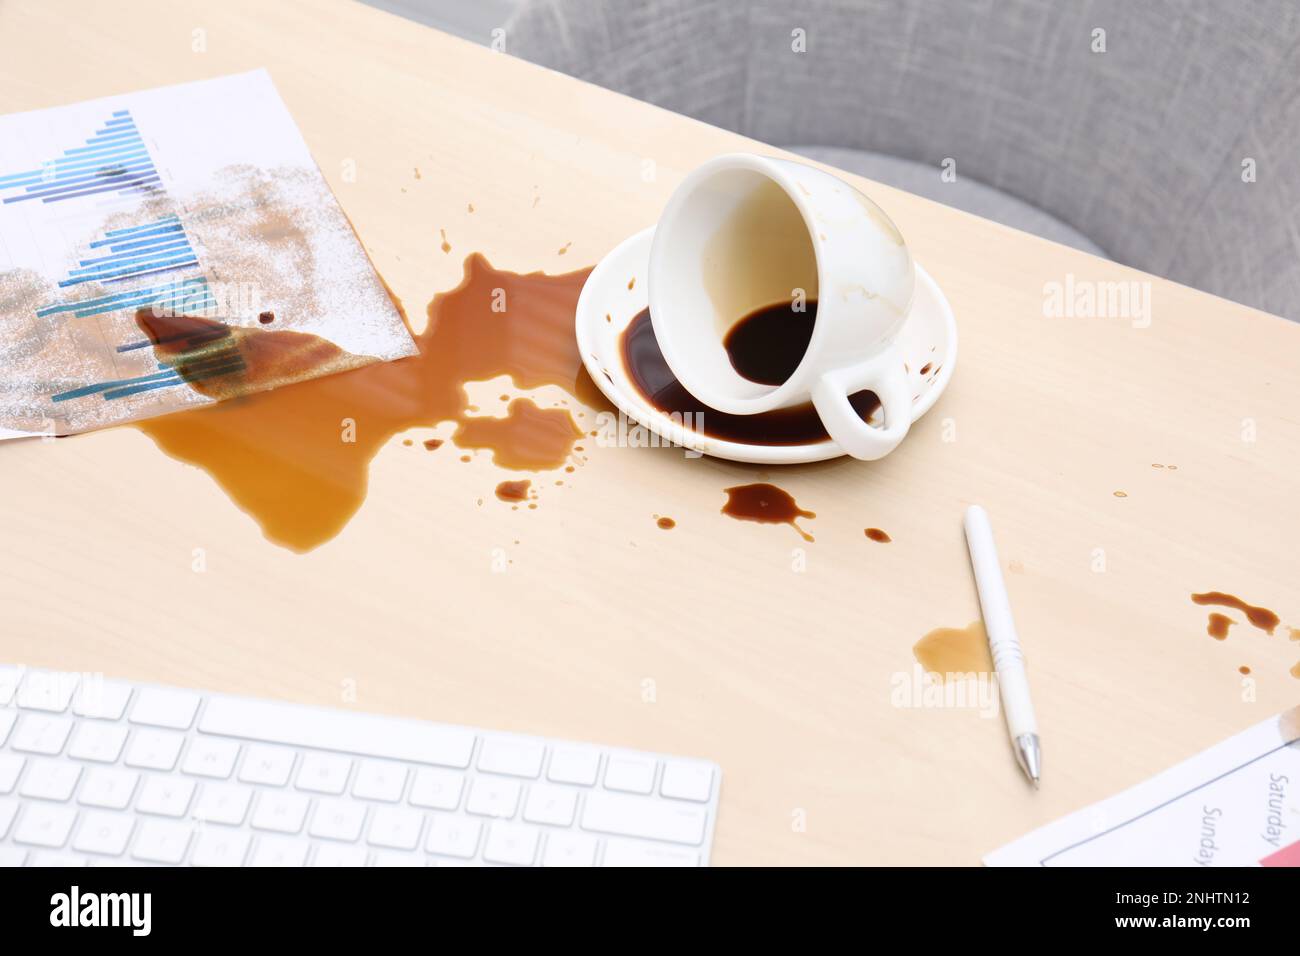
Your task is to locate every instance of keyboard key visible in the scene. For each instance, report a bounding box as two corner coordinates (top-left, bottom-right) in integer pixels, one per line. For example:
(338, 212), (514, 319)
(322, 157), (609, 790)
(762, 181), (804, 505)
(250, 791), (310, 834)
(0, 666), (21, 705)
(367, 806), (424, 850)
(238, 743), (295, 786)
(309, 798), (367, 841)
(78, 768), (139, 810)
(67, 722), (129, 763)
(249, 835), (308, 867)
(296, 753), (352, 794)
(181, 737), (240, 778)
(425, 814), (481, 859)
(408, 768), (463, 810)
(11, 714), (73, 755)
(192, 784), (252, 826)
(191, 829), (251, 867)
(478, 737), (545, 778)
(18, 758), (81, 801)
(15, 670), (78, 712)
(131, 819), (191, 863)
(660, 761), (714, 803)
(0, 753), (22, 794)
(124, 729), (184, 770)
(523, 784), (577, 826)
(542, 831), (597, 866)
(0, 798), (17, 837)
(0, 847), (26, 867)
(0, 709), (16, 747)
(547, 747), (600, 786)
(603, 755), (656, 794)
(199, 697), (475, 768)
(72, 679), (133, 720)
(14, 803), (77, 847)
(72, 811), (134, 856)
(483, 821), (539, 865)
(129, 687), (200, 729)
(136, 776), (196, 817)
(312, 843), (368, 867)
(466, 777), (520, 818)
(352, 759), (407, 802)
(602, 838), (699, 867)
(581, 791), (706, 845)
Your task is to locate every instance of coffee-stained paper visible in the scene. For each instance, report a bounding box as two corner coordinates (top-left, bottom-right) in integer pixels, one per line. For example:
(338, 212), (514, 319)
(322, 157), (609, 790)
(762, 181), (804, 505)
(0, 70), (415, 439)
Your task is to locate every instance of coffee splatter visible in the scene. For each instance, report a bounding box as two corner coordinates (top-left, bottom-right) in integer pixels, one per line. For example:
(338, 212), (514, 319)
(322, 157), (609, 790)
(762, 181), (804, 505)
(656, 516), (676, 530)
(440, 229), (451, 254)
(1193, 592), (1280, 635)
(864, 528), (891, 543)
(721, 483), (815, 541)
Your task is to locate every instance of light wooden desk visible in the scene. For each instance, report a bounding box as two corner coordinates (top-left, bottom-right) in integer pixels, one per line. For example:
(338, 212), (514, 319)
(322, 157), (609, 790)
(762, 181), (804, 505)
(1, 0), (1297, 865)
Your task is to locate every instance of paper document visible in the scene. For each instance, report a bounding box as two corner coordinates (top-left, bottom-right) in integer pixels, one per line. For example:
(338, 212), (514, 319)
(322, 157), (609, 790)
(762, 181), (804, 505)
(985, 708), (1300, 866)
(0, 70), (415, 439)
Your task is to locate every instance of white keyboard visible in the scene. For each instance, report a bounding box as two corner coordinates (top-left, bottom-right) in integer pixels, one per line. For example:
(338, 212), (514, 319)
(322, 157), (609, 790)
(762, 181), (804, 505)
(0, 666), (720, 867)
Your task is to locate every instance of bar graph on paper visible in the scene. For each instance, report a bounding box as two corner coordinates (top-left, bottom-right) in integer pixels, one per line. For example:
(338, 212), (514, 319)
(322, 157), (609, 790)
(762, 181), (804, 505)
(0, 107), (221, 418)
(0, 70), (416, 440)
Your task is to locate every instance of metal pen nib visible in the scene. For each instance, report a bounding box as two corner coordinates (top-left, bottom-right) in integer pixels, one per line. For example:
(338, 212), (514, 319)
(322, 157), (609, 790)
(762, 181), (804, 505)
(1015, 733), (1041, 788)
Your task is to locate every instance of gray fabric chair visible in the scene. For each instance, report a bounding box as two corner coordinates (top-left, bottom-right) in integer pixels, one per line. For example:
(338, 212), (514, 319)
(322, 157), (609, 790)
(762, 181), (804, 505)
(505, 0), (1300, 320)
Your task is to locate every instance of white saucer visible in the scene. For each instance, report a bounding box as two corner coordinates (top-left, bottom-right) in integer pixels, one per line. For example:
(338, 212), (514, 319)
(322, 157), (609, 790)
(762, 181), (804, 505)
(575, 226), (957, 464)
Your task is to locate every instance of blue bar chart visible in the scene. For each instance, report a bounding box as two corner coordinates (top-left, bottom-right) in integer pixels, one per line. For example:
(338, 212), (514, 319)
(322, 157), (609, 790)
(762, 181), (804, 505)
(0, 110), (162, 204)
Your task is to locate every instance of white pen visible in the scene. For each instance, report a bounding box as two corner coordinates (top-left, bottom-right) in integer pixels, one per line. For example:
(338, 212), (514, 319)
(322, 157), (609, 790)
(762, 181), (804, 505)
(963, 504), (1041, 787)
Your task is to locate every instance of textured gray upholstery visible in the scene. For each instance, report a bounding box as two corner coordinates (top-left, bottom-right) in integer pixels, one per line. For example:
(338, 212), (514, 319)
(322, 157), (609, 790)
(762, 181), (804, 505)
(790, 146), (1107, 257)
(506, 0), (1300, 320)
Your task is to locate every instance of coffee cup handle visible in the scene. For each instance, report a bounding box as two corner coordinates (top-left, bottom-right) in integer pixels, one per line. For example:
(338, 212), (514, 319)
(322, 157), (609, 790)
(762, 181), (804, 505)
(810, 346), (912, 461)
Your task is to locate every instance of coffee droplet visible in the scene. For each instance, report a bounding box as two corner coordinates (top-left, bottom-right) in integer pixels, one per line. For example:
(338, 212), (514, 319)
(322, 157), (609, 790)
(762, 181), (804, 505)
(864, 528), (891, 543)
(495, 479), (531, 502)
(1206, 613), (1235, 640)
(656, 516), (676, 530)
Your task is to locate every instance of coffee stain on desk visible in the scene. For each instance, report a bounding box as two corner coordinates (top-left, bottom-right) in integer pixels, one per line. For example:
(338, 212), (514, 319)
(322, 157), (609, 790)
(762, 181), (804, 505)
(495, 479), (531, 503)
(1206, 613), (1236, 641)
(864, 528), (891, 543)
(1192, 592), (1280, 635)
(914, 621), (994, 681)
(134, 255), (602, 552)
(721, 483), (815, 541)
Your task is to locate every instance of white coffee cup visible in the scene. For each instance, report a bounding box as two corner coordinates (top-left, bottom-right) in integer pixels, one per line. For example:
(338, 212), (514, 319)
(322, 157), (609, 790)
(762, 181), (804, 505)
(647, 153), (916, 460)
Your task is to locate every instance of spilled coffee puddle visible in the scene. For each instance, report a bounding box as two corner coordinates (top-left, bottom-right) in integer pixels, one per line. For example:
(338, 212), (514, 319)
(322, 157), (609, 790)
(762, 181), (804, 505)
(135, 255), (604, 552)
(913, 621), (994, 681)
(721, 483), (815, 541)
